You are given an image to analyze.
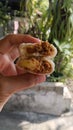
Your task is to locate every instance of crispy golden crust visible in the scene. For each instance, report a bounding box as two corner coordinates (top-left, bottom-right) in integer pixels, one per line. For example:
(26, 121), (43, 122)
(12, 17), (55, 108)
(19, 41), (57, 58)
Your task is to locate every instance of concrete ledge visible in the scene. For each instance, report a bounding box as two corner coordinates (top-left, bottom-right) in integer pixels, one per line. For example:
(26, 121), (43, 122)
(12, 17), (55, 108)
(4, 82), (71, 116)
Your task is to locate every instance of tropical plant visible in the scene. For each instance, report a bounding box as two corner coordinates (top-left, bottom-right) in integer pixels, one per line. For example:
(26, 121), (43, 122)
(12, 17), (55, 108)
(47, 39), (73, 82)
(19, 0), (50, 40)
(0, 1), (11, 35)
(19, 0), (73, 82)
(48, 0), (73, 82)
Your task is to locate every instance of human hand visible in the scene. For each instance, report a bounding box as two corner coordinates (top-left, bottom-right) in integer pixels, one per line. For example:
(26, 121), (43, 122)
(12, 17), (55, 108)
(0, 73), (46, 111)
(0, 34), (41, 76)
(0, 34), (46, 111)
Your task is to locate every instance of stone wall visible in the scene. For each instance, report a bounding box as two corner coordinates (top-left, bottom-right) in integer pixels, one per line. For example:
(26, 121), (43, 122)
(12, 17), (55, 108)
(3, 82), (71, 116)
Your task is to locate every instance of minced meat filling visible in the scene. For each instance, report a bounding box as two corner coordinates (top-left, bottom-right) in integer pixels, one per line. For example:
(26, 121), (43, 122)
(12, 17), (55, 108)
(17, 41), (56, 74)
(26, 41), (55, 57)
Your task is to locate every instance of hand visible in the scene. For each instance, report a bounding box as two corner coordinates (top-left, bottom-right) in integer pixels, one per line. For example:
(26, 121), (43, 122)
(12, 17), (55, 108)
(0, 34), (40, 76)
(0, 34), (46, 111)
(0, 73), (45, 111)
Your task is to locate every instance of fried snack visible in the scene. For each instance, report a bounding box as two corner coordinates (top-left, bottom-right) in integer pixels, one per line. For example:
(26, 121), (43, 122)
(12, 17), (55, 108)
(19, 41), (57, 58)
(17, 56), (55, 75)
(17, 41), (57, 75)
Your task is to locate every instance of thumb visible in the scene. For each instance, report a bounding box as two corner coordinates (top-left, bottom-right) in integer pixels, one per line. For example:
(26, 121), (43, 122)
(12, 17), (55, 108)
(6, 74), (46, 93)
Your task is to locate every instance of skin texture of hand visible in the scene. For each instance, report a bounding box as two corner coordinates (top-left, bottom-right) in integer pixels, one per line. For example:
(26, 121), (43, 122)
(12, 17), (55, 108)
(0, 34), (46, 111)
(0, 34), (41, 76)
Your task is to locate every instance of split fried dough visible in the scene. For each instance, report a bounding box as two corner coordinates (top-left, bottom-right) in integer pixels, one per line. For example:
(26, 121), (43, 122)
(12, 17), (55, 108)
(17, 41), (57, 75)
(19, 41), (57, 58)
(17, 56), (55, 75)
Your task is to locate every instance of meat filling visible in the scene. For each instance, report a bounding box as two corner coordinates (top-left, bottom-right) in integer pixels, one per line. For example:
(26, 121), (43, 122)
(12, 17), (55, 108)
(26, 41), (57, 57)
(17, 57), (54, 74)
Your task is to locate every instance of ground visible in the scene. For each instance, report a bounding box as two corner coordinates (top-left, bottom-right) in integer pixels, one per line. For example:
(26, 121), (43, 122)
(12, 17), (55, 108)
(0, 80), (73, 130)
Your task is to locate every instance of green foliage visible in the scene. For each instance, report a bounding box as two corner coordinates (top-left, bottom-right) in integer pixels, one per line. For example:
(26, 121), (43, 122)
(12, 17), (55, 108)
(0, 1), (11, 35)
(0, 1), (11, 26)
(19, 0), (50, 40)
(47, 39), (73, 82)
(49, 0), (73, 43)
(19, 0), (73, 82)
(48, 0), (73, 82)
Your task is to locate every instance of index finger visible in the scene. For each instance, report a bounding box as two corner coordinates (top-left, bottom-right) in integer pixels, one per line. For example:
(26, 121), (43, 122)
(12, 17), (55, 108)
(7, 34), (41, 46)
(0, 34), (41, 54)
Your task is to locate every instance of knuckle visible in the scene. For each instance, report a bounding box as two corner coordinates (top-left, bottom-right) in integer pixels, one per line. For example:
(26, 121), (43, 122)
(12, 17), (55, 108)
(0, 54), (10, 72)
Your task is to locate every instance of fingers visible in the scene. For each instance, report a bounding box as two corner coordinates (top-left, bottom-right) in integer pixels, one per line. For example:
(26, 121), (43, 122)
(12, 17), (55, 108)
(6, 46), (20, 62)
(1, 34), (40, 60)
(0, 34), (41, 76)
(7, 34), (41, 45)
(7, 74), (46, 92)
(0, 54), (17, 76)
(0, 34), (40, 55)
(0, 37), (11, 54)
(16, 65), (25, 75)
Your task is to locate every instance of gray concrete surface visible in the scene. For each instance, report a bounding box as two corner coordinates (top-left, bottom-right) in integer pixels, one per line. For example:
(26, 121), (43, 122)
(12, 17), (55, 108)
(0, 110), (73, 130)
(4, 82), (71, 116)
(0, 81), (73, 130)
